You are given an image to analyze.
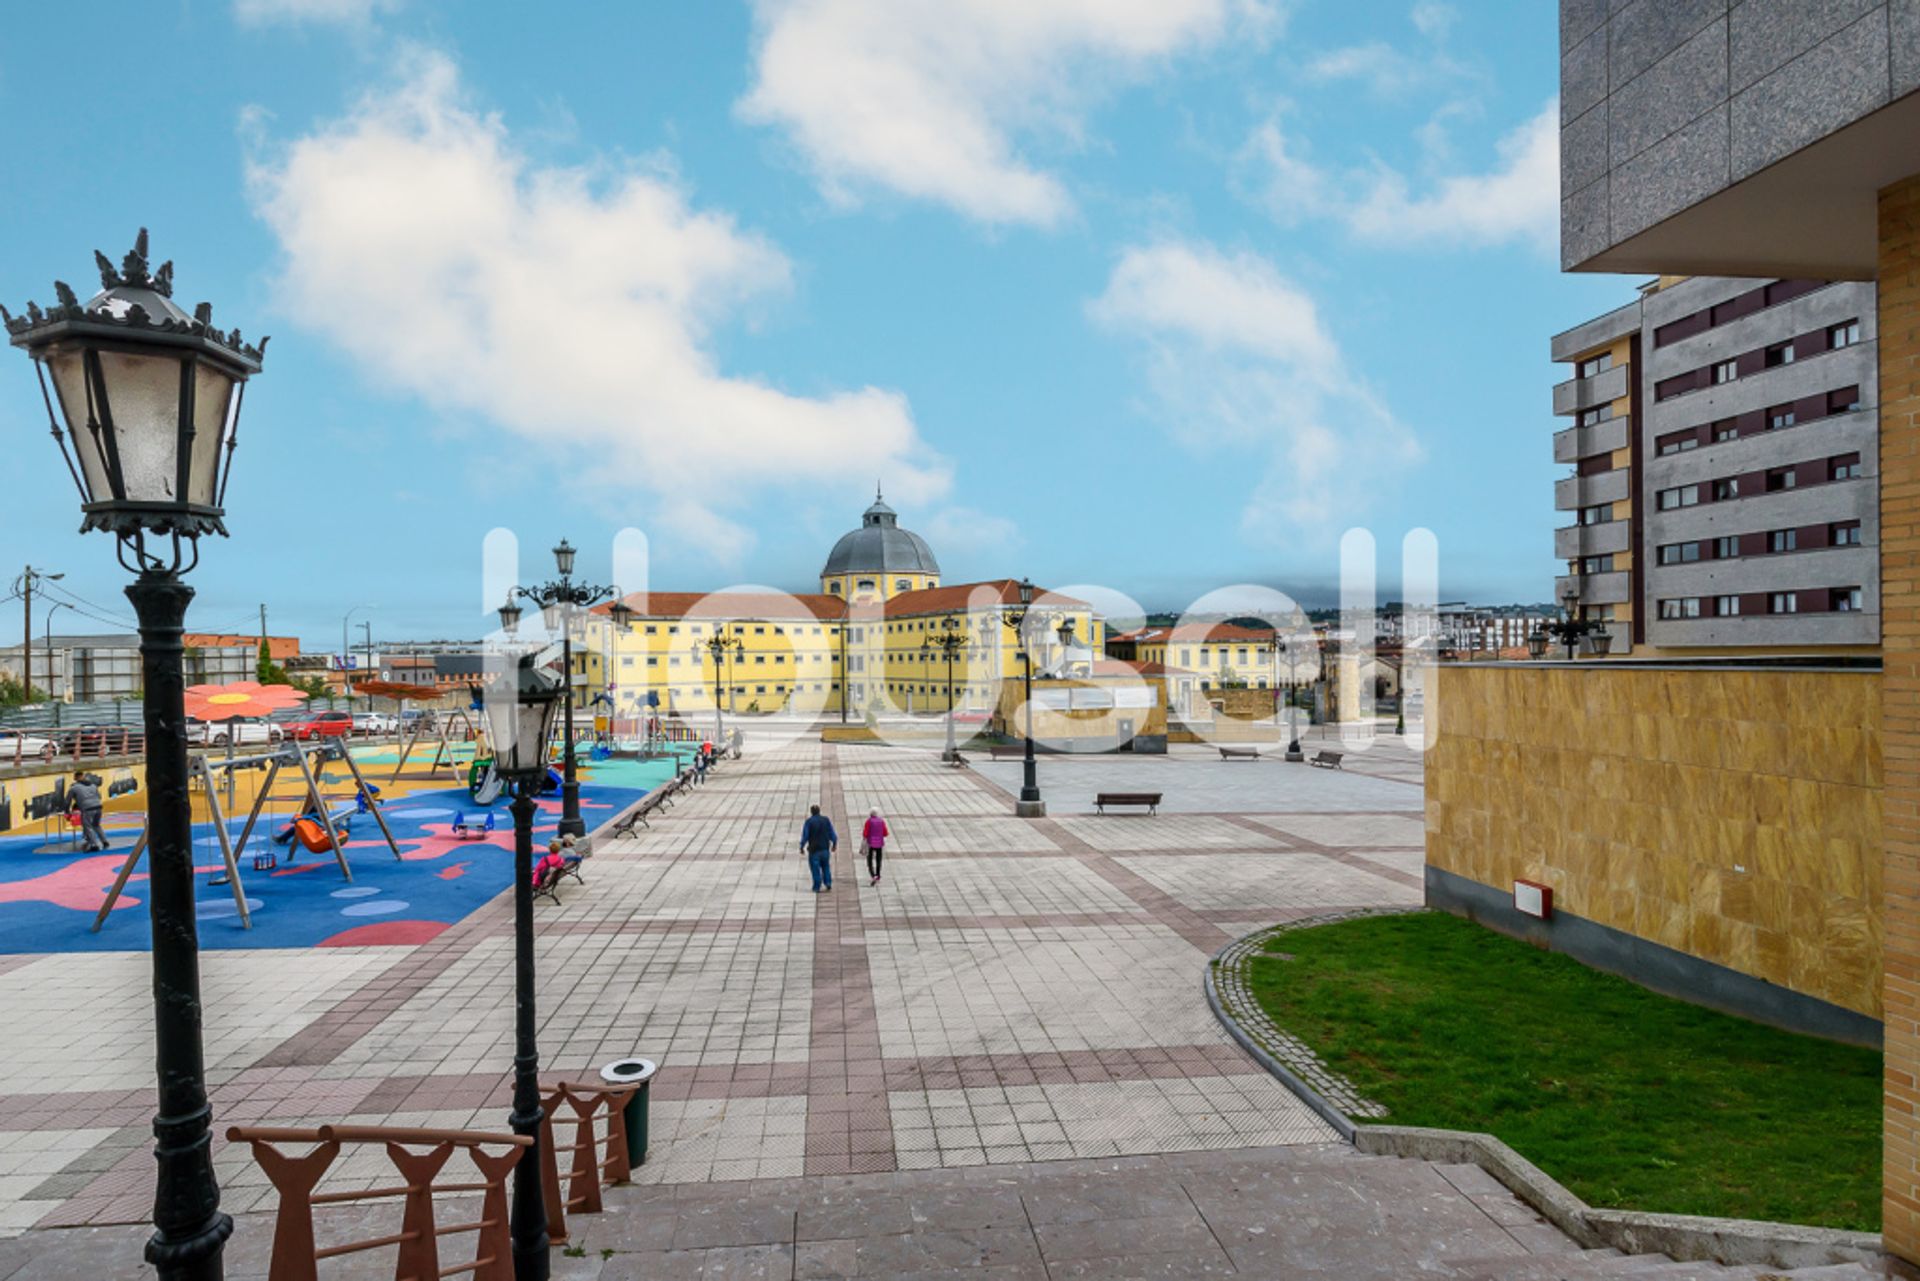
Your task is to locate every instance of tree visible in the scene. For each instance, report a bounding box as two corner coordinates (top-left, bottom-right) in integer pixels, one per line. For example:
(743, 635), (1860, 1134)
(256, 639), (291, 687)
(0, 671), (43, 707)
(291, 674), (331, 700)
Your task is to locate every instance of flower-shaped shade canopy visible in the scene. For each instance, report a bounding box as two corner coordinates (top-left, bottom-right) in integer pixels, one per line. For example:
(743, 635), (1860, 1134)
(183, 680), (307, 722)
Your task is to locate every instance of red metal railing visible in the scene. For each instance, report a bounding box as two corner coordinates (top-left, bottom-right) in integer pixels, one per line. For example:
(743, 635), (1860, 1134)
(537, 1079), (641, 1245)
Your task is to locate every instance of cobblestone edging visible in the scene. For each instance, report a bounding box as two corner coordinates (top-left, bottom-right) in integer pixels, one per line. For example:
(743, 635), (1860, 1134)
(1206, 910), (1408, 1136)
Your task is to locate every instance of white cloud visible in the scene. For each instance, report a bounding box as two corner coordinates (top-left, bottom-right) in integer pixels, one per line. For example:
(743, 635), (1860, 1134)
(923, 506), (1022, 561)
(247, 51), (947, 557)
(1237, 98), (1558, 251)
(1305, 43), (1431, 97)
(1348, 99), (1557, 249)
(1410, 1), (1457, 40)
(737, 0), (1275, 227)
(233, 0), (395, 25)
(1088, 240), (1420, 536)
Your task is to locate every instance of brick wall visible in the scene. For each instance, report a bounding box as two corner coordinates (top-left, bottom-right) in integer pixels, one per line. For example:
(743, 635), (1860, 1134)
(1881, 172), (1920, 1263)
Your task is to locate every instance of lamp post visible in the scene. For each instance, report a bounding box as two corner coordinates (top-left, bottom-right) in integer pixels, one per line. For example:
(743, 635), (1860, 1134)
(499, 540), (613, 839)
(44, 601), (69, 702)
(1279, 634), (1307, 762)
(6, 230), (266, 1280)
(999, 579), (1045, 817)
(921, 616), (978, 763)
(1535, 586), (1612, 660)
(342, 604), (374, 711)
(475, 656), (566, 1281)
(691, 633), (743, 740)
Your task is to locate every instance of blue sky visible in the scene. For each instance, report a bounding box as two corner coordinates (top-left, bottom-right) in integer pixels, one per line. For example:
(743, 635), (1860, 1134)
(0, 1), (1628, 650)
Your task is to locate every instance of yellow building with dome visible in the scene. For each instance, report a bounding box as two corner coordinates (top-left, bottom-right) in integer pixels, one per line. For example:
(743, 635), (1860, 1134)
(572, 497), (1102, 721)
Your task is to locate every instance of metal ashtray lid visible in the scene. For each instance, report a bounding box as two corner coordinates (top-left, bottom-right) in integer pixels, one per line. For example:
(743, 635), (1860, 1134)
(600, 1057), (657, 1084)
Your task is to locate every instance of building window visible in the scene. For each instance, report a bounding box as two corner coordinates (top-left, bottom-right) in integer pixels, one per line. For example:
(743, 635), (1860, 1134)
(1580, 503), (1615, 525)
(1712, 477), (1740, 501)
(1578, 353), (1613, 378)
(1713, 536), (1739, 559)
(1763, 468), (1795, 493)
(857, 579), (875, 592)
(1577, 404), (1616, 427)
(1770, 592), (1798, 615)
(1656, 543), (1699, 566)
(1658, 598), (1703, 620)
(1716, 595), (1740, 617)
(1831, 452), (1863, 481)
(1764, 342), (1795, 368)
(1767, 404), (1796, 430)
(1657, 486), (1699, 511)
(1713, 419), (1739, 443)
(1832, 587), (1864, 612)
(1769, 529), (1797, 553)
(1830, 319), (1861, 349)
(1832, 521), (1863, 546)
(1582, 555), (1616, 573)
(1828, 386), (1862, 414)
(1712, 360), (1738, 385)
(1657, 430), (1697, 456)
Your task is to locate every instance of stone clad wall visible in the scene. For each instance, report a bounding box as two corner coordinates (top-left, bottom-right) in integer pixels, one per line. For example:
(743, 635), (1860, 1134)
(1880, 171), (1920, 1263)
(1426, 663), (1881, 1019)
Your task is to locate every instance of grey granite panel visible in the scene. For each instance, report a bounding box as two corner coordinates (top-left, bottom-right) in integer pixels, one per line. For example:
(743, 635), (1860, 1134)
(1895, 0), (1920, 96)
(1562, 104), (1610, 197)
(1610, 19), (1730, 164)
(1563, 27), (1609, 124)
(1730, 0), (1883, 90)
(1731, 10), (1892, 179)
(1611, 105), (1731, 241)
(1610, 0), (1728, 87)
(1563, 0), (1609, 54)
(1561, 177), (1612, 272)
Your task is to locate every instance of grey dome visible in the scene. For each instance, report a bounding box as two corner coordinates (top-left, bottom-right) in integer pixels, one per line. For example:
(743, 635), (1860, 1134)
(822, 497), (941, 577)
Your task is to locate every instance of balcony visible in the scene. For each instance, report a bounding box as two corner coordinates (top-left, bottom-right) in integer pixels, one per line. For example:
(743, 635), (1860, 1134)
(1554, 468), (1630, 512)
(1554, 571), (1630, 607)
(1552, 415), (1629, 465)
(1552, 363), (1629, 416)
(1553, 520), (1630, 562)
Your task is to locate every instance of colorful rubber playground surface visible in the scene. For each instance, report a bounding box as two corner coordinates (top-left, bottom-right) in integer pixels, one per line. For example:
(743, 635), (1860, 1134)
(0, 745), (686, 954)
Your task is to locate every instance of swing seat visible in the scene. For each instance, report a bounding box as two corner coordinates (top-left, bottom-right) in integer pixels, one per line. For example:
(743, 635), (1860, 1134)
(450, 811), (495, 840)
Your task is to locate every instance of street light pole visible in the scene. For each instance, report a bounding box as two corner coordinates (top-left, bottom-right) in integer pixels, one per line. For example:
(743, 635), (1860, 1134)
(9, 230), (268, 1280)
(999, 580), (1044, 817)
(500, 540), (613, 840)
(44, 601), (68, 702)
(921, 616), (975, 763)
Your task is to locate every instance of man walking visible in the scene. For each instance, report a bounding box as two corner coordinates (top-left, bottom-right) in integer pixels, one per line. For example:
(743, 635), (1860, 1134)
(68, 771), (106, 852)
(800, 803), (837, 893)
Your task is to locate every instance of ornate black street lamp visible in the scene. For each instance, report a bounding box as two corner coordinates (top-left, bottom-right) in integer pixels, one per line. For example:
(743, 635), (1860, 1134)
(921, 616), (980, 763)
(690, 633), (744, 740)
(499, 540), (612, 838)
(998, 579), (1046, 816)
(475, 657), (565, 1281)
(1534, 585), (1613, 660)
(6, 230), (266, 1281)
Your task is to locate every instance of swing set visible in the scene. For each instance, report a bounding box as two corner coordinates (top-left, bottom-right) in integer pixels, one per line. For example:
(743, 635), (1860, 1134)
(90, 741), (402, 933)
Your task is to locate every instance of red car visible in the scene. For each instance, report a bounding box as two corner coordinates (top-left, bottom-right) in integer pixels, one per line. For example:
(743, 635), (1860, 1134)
(285, 711), (354, 741)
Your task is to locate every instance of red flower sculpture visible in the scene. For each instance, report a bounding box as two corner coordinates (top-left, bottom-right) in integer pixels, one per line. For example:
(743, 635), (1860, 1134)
(182, 680), (308, 722)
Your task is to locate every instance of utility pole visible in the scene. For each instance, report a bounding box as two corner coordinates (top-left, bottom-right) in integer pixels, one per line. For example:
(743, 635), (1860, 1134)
(13, 566), (64, 704)
(258, 603), (268, 682)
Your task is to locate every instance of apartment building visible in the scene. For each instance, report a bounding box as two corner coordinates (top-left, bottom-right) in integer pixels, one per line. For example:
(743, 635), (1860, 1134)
(1550, 275), (1878, 656)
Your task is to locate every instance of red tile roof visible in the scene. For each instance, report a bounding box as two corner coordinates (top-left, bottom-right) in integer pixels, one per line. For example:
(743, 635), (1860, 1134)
(882, 580), (1088, 617)
(1089, 659), (1191, 677)
(1109, 622), (1275, 644)
(595, 591), (846, 622)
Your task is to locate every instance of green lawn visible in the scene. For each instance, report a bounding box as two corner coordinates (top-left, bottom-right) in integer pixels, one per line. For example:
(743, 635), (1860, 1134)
(1243, 911), (1881, 1229)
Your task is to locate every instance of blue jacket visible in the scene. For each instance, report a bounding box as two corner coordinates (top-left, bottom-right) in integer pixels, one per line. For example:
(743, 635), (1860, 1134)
(800, 814), (837, 853)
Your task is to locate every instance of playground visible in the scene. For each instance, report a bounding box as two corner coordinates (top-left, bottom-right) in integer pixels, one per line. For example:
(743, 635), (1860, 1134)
(0, 738), (691, 954)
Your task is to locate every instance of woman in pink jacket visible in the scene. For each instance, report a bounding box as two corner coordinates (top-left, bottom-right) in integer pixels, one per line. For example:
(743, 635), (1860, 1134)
(863, 809), (890, 886)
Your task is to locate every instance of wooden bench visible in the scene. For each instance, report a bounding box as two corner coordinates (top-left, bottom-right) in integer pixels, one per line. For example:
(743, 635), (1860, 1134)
(1094, 792), (1162, 815)
(610, 786), (670, 836)
(1219, 746), (1261, 761)
(1309, 750), (1344, 770)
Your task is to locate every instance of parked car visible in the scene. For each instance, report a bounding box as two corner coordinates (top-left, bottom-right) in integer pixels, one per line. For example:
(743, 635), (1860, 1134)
(0, 730), (58, 762)
(351, 712), (398, 736)
(188, 718), (283, 748)
(285, 710), (354, 741)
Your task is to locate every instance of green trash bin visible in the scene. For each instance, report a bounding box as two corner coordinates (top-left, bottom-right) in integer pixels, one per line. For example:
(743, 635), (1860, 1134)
(600, 1057), (656, 1166)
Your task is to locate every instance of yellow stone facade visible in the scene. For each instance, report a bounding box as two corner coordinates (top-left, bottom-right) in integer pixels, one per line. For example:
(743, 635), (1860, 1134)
(1426, 663), (1882, 1019)
(1880, 171), (1920, 1260)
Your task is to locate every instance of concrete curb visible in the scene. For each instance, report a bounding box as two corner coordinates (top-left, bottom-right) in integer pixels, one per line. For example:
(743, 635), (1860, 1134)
(1207, 920), (1885, 1272)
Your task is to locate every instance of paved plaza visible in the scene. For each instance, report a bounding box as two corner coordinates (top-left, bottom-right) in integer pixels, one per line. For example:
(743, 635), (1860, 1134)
(1, 735), (1865, 1278)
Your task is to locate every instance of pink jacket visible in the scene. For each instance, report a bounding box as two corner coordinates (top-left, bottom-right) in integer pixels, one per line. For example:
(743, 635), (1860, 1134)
(863, 816), (889, 848)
